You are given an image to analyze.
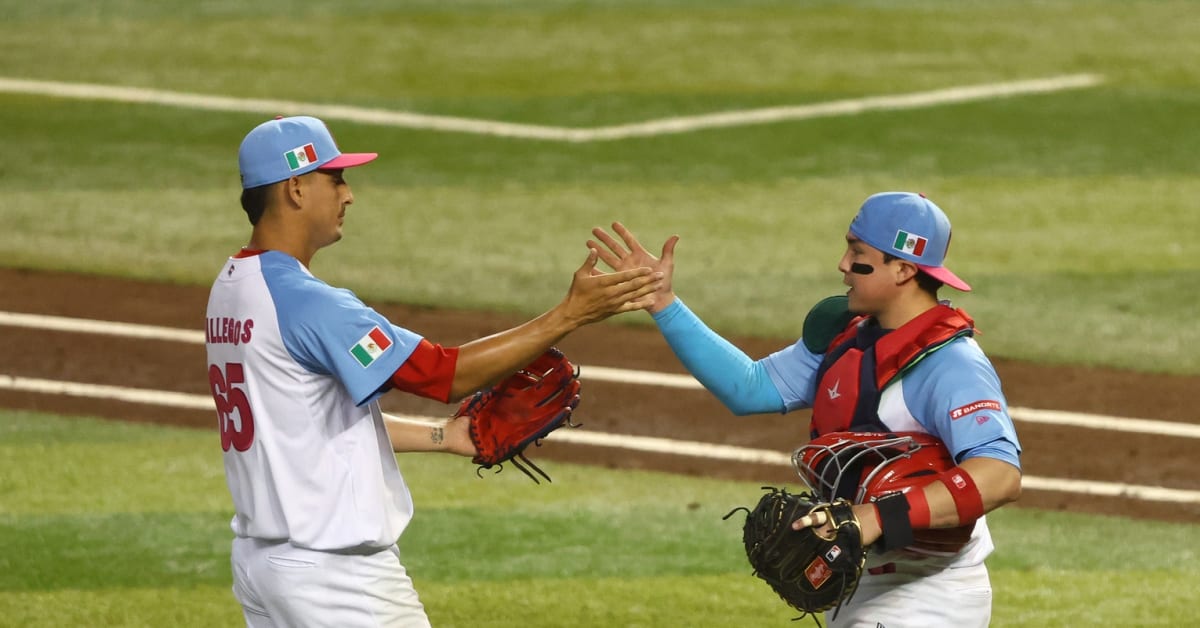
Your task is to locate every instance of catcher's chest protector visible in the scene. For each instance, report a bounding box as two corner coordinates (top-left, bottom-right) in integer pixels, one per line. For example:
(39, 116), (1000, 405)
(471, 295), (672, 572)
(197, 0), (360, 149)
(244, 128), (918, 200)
(811, 305), (974, 438)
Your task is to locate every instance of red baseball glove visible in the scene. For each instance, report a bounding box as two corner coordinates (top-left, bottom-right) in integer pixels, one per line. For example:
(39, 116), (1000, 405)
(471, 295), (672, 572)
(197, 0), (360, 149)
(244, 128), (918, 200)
(454, 347), (581, 483)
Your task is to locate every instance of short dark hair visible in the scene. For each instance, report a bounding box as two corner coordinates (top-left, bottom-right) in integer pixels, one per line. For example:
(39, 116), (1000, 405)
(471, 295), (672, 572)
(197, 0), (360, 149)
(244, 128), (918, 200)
(883, 253), (943, 295)
(240, 184), (271, 225)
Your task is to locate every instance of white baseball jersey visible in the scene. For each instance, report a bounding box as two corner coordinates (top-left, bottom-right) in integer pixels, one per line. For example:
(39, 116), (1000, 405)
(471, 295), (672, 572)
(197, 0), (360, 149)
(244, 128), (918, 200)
(205, 250), (422, 552)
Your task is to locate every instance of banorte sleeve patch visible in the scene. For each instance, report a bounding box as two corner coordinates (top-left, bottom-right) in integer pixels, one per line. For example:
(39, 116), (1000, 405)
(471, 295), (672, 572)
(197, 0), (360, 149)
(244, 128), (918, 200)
(949, 400), (1001, 420)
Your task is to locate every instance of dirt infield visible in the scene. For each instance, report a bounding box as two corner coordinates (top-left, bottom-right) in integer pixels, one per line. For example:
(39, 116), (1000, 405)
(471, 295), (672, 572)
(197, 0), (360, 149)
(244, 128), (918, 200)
(2, 267), (1197, 522)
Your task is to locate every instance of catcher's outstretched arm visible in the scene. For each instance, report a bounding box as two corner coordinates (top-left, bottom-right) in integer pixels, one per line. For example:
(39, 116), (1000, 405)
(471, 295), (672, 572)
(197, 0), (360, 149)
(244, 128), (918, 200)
(590, 222), (789, 416)
(651, 298), (786, 415)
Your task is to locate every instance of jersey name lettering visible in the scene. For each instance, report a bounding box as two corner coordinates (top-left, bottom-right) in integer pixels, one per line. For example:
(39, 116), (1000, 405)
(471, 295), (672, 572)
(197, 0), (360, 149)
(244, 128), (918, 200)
(207, 316), (255, 345)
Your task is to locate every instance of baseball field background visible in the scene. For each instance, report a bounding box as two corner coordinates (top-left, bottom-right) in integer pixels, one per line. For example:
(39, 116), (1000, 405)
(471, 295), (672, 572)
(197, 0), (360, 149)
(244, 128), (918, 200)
(2, 1), (1199, 626)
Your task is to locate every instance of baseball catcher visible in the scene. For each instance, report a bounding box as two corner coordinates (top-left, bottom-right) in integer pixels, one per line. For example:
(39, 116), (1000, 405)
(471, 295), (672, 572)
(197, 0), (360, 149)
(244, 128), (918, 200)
(590, 197), (1022, 626)
(725, 487), (867, 623)
(454, 347), (581, 483)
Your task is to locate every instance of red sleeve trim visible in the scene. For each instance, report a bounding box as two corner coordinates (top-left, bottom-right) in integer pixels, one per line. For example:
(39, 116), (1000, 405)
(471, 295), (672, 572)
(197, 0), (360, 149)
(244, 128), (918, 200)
(389, 339), (458, 403)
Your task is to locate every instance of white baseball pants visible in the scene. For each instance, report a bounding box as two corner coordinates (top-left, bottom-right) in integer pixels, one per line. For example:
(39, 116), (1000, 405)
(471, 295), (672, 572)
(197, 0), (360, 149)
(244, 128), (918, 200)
(231, 537), (431, 628)
(827, 561), (992, 627)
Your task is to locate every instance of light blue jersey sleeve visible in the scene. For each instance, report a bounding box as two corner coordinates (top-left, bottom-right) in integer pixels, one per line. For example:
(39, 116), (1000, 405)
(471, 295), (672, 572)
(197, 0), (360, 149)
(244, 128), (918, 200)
(760, 340), (824, 413)
(261, 253), (423, 406)
(900, 337), (1022, 469)
(651, 299), (785, 415)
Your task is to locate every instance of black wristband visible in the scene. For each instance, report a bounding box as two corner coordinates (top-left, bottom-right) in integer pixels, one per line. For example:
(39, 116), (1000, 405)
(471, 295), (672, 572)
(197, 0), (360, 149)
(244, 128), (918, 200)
(874, 492), (915, 552)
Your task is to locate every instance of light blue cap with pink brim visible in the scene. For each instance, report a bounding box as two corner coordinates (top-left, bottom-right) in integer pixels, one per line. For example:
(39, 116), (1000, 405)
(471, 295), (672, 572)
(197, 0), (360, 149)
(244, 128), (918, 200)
(848, 191), (971, 291)
(238, 116), (377, 189)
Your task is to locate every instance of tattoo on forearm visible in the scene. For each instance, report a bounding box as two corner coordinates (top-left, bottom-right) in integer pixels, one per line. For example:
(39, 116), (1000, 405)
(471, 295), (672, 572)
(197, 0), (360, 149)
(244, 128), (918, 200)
(430, 427), (444, 445)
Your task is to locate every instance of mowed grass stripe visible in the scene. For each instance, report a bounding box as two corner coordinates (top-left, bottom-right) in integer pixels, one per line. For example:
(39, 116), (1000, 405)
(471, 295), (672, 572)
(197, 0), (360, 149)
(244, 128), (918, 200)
(418, 575), (799, 627)
(0, 587), (243, 628)
(0, 512), (232, 590)
(0, 505), (747, 591)
(3, 572), (1192, 628)
(2, 412), (1199, 627)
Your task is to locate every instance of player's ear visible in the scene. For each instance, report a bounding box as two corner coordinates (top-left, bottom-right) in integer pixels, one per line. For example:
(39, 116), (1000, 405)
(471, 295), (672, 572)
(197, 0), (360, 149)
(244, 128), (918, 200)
(894, 260), (920, 285)
(283, 175), (305, 208)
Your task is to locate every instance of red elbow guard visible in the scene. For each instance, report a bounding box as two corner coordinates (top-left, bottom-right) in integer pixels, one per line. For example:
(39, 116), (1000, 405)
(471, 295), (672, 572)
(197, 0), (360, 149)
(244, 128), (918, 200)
(939, 468), (985, 525)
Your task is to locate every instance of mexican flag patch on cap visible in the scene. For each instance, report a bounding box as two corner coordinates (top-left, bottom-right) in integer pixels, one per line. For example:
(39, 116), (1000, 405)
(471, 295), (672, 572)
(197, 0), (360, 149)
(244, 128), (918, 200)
(893, 230), (928, 256)
(350, 326), (393, 367)
(285, 143), (318, 170)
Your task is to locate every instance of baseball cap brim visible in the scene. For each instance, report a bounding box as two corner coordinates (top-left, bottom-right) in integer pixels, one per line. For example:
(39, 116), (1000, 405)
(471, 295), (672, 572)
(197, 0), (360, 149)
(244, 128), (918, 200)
(319, 152), (378, 170)
(917, 264), (971, 292)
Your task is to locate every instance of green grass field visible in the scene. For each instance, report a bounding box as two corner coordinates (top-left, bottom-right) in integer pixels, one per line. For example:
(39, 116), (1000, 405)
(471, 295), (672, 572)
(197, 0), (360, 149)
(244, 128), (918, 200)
(3, 412), (1198, 627)
(2, 1), (1198, 625)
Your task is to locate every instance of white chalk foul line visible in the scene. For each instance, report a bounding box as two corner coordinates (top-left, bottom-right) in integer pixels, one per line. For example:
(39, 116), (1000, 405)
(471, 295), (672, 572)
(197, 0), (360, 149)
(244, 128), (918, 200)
(575, 74), (1104, 141)
(0, 311), (205, 344)
(0, 74), (1103, 142)
(0, 375), (215, 410)
(1, 310), (1195, 439)
(1, 374), (1197, 505)
(1016, 476), (1200, 504)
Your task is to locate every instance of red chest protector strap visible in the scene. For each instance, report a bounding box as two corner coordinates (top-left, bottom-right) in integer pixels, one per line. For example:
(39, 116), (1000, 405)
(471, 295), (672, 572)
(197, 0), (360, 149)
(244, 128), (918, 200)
(810, 305), (974, 437)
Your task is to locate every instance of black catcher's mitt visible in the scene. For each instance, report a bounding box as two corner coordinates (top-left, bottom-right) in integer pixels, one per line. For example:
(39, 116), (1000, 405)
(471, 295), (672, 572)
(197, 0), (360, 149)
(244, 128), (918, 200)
(726, 487), (867, 623)
(454, 347), (581, 483)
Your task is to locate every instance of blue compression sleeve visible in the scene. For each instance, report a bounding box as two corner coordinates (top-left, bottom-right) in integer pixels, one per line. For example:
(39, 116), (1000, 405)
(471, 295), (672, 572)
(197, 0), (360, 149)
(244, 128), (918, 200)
(651, 299), (786, 415)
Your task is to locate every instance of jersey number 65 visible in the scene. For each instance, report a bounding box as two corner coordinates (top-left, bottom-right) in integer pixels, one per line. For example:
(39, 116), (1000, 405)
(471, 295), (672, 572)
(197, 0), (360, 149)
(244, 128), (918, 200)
(208, 362), (255, 452)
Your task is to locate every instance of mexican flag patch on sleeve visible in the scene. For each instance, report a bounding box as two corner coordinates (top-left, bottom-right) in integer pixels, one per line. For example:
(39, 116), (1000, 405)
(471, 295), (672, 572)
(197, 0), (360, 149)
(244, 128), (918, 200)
(349, 325), (393, 367)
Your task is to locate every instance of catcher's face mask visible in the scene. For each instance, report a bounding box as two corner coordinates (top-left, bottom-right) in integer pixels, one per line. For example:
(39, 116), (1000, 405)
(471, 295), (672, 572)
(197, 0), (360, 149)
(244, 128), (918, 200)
(792, 432), (955, 504)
